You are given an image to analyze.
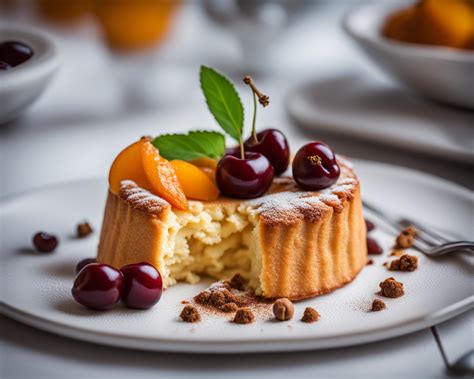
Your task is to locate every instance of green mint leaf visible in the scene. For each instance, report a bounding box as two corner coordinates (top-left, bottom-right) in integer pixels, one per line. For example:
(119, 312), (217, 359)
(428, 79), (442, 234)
(152, 131), (225, 161)
(200, 65), (244, 142)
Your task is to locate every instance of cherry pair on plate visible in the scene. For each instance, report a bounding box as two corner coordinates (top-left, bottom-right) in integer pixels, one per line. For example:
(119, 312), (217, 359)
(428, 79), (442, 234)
(72, 261), (163, 311)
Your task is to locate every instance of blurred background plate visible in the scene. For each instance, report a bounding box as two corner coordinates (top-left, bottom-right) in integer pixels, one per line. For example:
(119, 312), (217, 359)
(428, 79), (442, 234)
(286, 70), (474, 165)
(342, 1), (474, 110)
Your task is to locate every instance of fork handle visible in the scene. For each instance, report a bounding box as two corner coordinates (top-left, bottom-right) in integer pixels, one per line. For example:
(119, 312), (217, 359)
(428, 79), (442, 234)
(430, 241), (474, 256)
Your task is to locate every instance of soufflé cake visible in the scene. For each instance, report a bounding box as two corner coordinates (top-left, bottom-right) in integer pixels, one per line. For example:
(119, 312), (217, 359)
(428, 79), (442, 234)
(95, 67), (367, 302)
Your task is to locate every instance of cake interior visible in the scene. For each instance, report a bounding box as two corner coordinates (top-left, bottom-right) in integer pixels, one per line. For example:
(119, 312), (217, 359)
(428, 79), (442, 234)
(161, 200), (263, 293)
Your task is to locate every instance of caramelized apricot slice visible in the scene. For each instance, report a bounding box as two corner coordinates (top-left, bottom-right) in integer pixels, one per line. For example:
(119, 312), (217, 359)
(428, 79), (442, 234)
(170, 160), (220, 202)
(189, 157), (218, 171)
(199, 166), (216, 182)
(141, 141), (188, 210)
(108, 138), (153, 194)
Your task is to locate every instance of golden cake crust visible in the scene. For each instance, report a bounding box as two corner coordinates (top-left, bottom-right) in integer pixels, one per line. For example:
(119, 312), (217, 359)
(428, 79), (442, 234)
(97, 159), (367, 300)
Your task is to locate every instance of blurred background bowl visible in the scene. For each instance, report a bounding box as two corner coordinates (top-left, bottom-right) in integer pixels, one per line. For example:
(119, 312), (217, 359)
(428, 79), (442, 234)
(343, 1), (474, 110)
(0, 24), (60, 124)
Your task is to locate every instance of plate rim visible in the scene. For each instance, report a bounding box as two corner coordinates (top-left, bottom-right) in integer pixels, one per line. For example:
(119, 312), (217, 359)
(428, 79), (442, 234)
(1, 161), (473, 353)
(1, 299), (473, 353)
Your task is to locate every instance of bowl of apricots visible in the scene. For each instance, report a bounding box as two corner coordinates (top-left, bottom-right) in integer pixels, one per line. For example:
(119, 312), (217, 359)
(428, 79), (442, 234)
(343, 0), (474, 109)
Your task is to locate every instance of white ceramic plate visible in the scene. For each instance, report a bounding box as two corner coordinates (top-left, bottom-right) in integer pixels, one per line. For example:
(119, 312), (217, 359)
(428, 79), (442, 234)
(1, 161), (473, 353)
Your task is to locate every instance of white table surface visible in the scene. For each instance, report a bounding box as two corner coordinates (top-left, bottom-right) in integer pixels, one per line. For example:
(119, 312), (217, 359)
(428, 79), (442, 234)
(0, 2), (472, 378)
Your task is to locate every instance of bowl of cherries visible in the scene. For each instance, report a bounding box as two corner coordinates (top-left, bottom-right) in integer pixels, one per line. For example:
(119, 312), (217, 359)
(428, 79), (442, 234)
(0, 24), (60, 124)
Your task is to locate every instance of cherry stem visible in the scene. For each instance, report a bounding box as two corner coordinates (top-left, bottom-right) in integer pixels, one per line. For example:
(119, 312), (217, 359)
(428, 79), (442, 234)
(243, 75), (269, 145)
(239, 137), (245, 160)
(251, 91), (258, 143)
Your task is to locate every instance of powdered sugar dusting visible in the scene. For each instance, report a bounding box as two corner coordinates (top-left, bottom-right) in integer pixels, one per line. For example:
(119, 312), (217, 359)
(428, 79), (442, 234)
(117, 159), (358, 223)
(246, 162), (358, 224)
(119, 180), (170, 215)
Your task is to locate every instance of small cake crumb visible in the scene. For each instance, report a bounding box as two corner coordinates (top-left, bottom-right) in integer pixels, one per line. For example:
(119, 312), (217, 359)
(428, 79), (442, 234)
(180, 305), (201, 323)
(229, 273), (247, 291)
(221, 302), (238, 313)
(389, 254), (418, 272)
(379, 277), (404, 298)
(301, 307), (320, 323)
(395, 227), (416, 249)
(208, 291), (226, 307)
(194, 290), (211, 304)
(233, 308), (255, 324)
(272, 298), (294, 321)
(371, 299), (387, 312)
(367, 259), (374, 266)
(77, 221), (93, 238)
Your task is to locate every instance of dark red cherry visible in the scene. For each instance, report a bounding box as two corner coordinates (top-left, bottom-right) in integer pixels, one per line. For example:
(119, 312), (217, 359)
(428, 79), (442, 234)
(120, 263), (163, 309)
(0, 41), (34, 67)
(367, 237), (383, 255)
(0, 60), (12, 70)
(75, 258), (97, 273)
(72, 263), (123, 310)
(216, 152), (274, 199)
(365, 219), (375, 232)
(32, 232), (58, 253)
(244, 129), (290, 175)
(292, 141), (340, 190)
(225, 145), (240, 156)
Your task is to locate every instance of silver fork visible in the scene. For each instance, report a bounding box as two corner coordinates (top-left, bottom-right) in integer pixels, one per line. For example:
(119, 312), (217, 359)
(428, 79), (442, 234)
(362, 200), (474, 257)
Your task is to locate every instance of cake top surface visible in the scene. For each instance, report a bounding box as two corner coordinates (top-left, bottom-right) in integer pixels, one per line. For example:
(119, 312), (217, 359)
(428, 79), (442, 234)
(118, 157), (358, 225)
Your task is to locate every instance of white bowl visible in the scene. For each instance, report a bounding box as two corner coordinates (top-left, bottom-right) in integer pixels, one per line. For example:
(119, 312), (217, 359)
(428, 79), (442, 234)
(0, 24), (60, 124)
(343, 1), (474, 110)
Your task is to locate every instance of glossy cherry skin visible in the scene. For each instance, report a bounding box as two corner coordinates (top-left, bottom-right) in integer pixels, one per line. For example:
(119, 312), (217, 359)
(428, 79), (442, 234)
(367, 237), (383, 255)
(292, 141), (340, 190)
(0, 61), (12, 70)
(244, 129), (290, 175)
(216, 152), (274, 199)
(225, 145), (240, 157)
(75, 258), (97, 274)
(32, 232), (58, 253)
(0, 41), (34, 67)
(365, 219), (375, 232)
(72, 263), (124, 310)
(120, 263), (163, 309)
